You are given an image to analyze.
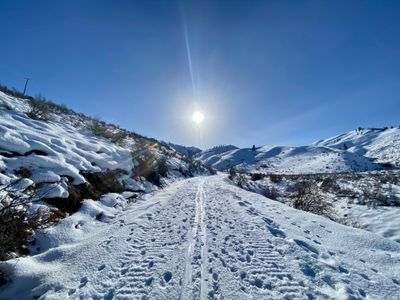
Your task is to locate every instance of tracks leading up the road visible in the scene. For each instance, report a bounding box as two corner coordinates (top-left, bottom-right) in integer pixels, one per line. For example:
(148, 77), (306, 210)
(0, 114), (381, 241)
(2, 176), (400, 300)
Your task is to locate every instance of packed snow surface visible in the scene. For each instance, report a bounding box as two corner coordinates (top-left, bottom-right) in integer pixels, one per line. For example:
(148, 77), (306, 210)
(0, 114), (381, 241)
(1, 176), (399, 299)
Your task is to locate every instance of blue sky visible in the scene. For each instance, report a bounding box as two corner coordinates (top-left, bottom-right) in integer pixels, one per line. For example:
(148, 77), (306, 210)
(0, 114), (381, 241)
(0, 0), (399, 149)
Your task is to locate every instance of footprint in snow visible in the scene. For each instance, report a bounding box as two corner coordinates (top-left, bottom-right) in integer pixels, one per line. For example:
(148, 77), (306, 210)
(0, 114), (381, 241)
(121, 268), (128, 275)
(294, 239), (319, 255)
(338, 265), (349, 274)
(358, 273), (370, 281)
(358, 288), (366, 297)
(266, 225), (286, 238)
(250, 278), (263, 289)
(163, 271), (172, 283)
(68, 289), (76, 296)
(98, 264), (106, 271)
(79, 277), (88, 288)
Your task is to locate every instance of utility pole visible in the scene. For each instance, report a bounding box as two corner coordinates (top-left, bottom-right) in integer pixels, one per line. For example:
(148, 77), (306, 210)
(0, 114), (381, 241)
(23, 78), (30, 96)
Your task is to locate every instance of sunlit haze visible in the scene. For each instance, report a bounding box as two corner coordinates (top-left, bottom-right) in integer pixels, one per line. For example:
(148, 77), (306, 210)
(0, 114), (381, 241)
(192, 111), (204, 125)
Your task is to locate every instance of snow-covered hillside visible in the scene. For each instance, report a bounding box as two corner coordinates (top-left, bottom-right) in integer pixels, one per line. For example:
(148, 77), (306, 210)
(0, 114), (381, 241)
(1, 176), (399, 299)
(0, 91), (204, 196)
(196, 144), (384, 174)
(314, 127), (400, 167)
(0, 92), (132, 188)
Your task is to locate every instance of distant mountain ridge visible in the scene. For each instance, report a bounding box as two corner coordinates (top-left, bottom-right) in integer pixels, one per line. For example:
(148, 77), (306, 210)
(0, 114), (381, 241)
(195, 127), (400, 174)
(164, 142), (201, 157)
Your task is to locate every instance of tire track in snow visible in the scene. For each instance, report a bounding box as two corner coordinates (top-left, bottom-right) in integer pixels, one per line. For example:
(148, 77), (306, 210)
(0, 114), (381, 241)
(92, 184), (198, 300)
(199, 180), (208, 300)
(181, 178), (208, 300)
(203, 183), (309, 299)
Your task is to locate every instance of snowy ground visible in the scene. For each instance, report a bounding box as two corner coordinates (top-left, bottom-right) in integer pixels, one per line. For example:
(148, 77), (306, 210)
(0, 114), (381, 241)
(1, 175), (399, 299)
(233, 171), (400, 244)
(337, 200), (400, 243)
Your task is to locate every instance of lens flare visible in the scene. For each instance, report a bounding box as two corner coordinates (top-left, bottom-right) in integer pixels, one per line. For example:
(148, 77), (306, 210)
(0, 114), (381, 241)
(192, 111), (204, 124)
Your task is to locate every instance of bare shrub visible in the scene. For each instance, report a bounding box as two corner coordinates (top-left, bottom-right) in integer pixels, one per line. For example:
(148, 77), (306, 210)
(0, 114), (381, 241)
(88, 119), (129, 146)
(0, 269), (6, 286)
(83, 169), (125, 196)
(88, 118), (110, 138)
(291, 181), (334, 220)
(55, 103), (73, 115)
(131, 145), (170, 187)
(251, 173), (263, 181)
(337, 188), (359, 199)
(45, 170), (127, 215)
(237, 174), (248, 189)
(15, 168), (32, 179)
(27, 97), (54, 121)
(359, 183), (398, 206)
(71, 117), (84, 128)
(228, 168), (237, 180)
(262, 186), (278, 200)
(0, 84), (27, 99)
(337, 215), (362, 229)
(320, 177), (339, 193)
(206, 165), (217, 175)
(0, 182), (64, 261)
(269, 174), (282, 184)
(157, 157), (169, 178)
(110, 130), (128, 145)
(136, 155), (169, 187)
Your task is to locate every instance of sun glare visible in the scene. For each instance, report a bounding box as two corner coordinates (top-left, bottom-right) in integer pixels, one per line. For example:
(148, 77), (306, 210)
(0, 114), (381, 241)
(192, 111), (204, 125)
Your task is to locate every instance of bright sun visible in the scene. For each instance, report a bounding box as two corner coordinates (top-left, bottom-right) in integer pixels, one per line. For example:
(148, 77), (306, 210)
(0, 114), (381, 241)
(192, 111), (204, 125)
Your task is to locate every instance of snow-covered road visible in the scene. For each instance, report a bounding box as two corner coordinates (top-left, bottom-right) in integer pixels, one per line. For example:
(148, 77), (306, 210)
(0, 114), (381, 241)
(1, 176), (400, 299)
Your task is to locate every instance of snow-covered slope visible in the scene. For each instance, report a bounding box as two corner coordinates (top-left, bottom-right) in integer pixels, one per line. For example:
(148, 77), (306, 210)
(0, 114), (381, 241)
(314, 127), (400, 166)
(0, 91), (204, 201)
(0, 93), (132, 187)
(196, 144), (383, 174)
(1, 176), (399, 299)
